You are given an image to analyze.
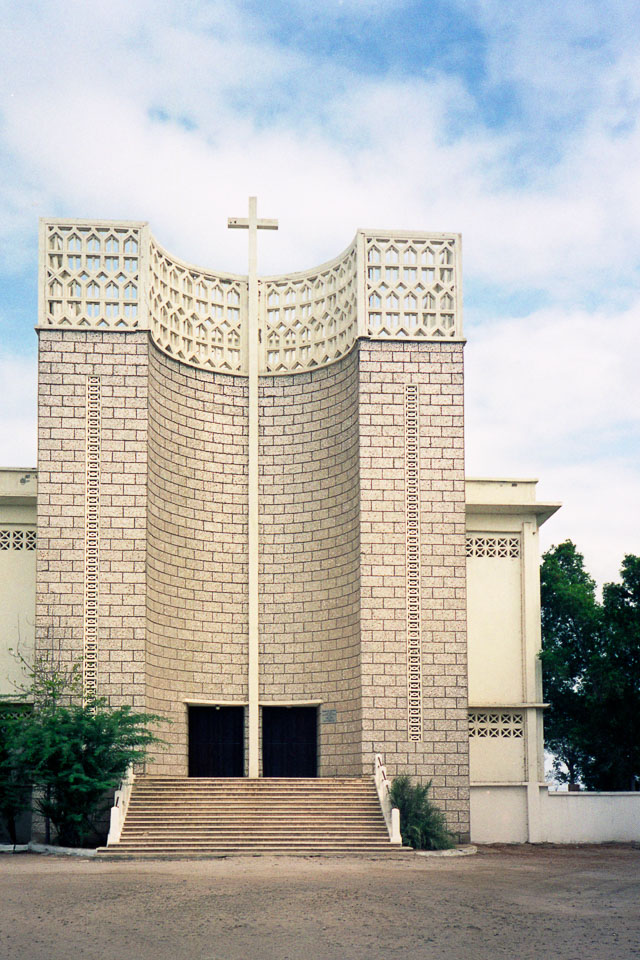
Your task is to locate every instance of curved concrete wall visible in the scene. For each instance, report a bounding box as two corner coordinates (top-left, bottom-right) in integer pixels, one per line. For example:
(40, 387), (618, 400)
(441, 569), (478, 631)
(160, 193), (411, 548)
(146, 346), (249, 772)
(259, 351), (362, 775)
(146, 347), (362, 775)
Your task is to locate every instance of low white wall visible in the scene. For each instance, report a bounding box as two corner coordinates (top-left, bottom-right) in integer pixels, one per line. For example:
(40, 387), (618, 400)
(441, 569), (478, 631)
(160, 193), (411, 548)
(471, 784), (640, 843)
(470, 786), (528, 843)
(538, 789), (640, 843)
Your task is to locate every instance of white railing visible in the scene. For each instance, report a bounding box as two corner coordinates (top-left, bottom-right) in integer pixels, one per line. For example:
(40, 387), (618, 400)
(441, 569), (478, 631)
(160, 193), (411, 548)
(106, 764), (135, 846)
(374, 754), (402, 844)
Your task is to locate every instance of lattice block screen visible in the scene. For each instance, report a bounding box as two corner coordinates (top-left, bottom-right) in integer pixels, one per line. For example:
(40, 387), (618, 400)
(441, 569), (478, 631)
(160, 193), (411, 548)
(83, 376), (101, 705)
(40, 221), (462, 373)
(42, 222), (143, 330)
(365, 236), (460, 339)
(0, 704), (32, 729)
(148, 240), (246, 374)
(262, 243), (358, 372)
(0, 529), (36, 551)
(404, 384), (423, 741)
(468, 711), (524, 738)
(466, 536), (520, 558)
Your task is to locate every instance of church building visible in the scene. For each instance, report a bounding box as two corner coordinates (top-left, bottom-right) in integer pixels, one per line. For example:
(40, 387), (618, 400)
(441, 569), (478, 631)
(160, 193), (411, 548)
(0, 209), (560, 846)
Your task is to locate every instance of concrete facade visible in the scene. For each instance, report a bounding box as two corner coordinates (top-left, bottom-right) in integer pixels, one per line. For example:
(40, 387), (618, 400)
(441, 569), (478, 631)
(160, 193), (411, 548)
(146, 349), (249, 768)
(36, 331), (148, 708)
(260, 354), (361, 777)
(7, 465), (640, 844)
(32, 323), (471, 832)
(359, 341), (468, 832)
(0, 469), (37, 700)
(2, 217), (592, 847)
(465, 479), (559, 842)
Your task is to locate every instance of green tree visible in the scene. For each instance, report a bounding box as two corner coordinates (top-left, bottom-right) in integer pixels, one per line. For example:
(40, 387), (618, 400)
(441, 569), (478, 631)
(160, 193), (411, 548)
(584, 555), (640, 790)
(0, 709), (32, 844)
(540, 542), (640, 790)
(539, 541), (601, 786)
(3, 655), (161, 847)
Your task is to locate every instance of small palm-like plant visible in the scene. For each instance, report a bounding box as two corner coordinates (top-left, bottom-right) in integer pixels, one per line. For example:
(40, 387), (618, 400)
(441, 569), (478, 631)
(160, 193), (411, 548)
(389, 775), (455, 850)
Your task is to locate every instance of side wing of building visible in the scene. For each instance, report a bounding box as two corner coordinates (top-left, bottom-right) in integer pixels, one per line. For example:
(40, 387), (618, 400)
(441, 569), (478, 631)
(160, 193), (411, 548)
(465, 479), (560, 842)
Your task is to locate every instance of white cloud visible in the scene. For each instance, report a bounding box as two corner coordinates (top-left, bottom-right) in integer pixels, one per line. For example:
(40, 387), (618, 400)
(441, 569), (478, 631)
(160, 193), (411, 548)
(459, 0), (640, 116)
(0, 0), (639, 587)
(465, 302), (640, 584)
(465, 303), (640, 463)
(0, 350), (37, 467)
(2, 0), (640, 293)
(536, 459), (640, 590)
(0, 21), (626, 261)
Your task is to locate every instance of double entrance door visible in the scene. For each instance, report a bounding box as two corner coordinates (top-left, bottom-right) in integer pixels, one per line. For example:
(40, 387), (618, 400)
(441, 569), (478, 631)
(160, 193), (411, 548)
(188, 705), (317, 778)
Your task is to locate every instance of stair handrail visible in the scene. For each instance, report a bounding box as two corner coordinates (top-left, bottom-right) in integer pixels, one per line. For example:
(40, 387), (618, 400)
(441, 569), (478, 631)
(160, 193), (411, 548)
(374, 754), (402, 844)
(106, 764), (135, 846)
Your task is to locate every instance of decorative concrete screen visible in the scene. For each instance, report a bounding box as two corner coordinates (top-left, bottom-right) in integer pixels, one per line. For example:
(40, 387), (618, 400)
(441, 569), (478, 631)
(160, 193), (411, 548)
(0, 529), (36, 551)
(468, 711), (524, 738)
(38, 220), (463, 370)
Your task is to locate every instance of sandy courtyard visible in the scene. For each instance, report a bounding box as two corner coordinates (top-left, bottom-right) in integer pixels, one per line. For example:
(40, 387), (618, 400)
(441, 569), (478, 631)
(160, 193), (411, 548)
(1, 845), (638, 960)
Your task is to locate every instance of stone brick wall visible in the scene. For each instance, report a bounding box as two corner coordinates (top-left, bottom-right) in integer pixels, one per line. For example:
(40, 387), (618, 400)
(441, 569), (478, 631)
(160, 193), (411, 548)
(36, 330), (148, 708)
(36, 330), (469, 832)
(259, 352), (362, 776)
(358, 340), (469, 839)
(146, 348), (249, 773)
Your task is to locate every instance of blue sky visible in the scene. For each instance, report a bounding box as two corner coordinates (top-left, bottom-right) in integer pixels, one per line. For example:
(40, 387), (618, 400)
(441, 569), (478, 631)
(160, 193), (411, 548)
(1, 0), (639, 584)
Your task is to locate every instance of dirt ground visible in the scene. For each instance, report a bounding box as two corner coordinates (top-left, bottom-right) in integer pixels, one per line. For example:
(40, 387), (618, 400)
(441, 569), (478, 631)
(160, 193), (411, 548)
(0, 845), (638, 960)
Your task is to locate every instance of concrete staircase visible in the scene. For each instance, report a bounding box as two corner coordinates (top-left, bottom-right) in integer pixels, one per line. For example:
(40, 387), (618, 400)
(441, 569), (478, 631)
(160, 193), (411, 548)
(97, 776), (408, 858)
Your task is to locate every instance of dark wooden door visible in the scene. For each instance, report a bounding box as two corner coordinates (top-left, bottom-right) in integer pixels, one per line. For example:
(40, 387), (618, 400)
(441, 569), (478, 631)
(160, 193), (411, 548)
(188, 706), (244, 777)
(262, 706), (317, 777)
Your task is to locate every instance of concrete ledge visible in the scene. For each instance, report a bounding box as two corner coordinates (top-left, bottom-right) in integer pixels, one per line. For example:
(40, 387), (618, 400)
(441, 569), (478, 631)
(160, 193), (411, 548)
(2, 843), (477, 860)
(414, 845), (477, 858)
(29, 842), (97, 857)
(0, 842), (97, 857)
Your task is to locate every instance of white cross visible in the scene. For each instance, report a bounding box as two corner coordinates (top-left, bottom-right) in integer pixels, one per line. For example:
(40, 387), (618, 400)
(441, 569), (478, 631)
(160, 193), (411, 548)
(227, 196), (277, 778)
(228, 196), (278, 233)
(228, 196), (278, 278)
(227, 195), (278, 350)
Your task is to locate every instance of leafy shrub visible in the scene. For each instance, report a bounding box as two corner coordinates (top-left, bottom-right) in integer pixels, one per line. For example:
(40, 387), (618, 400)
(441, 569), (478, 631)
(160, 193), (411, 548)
(389, 774), (455, 850)
(3, 655), (161, 847)
(17, 700), (160, 847)
(0, 709), (32, 844)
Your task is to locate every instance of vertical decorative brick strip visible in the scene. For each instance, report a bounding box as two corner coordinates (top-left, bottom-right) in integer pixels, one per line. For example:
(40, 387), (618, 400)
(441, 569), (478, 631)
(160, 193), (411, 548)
(84, 375), (101, 705)
(404, 383), (422, 741)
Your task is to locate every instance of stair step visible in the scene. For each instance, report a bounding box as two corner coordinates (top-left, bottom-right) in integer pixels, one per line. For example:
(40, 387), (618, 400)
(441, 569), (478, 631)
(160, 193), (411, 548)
(101, 776), (398, 858)
(108, 843), (398, 851)
(123, 817), (381, 822)
(122, 824), (383, 837)
(98, 850), (411, 859)
(121, 817), (387, 824)
(127, 798), (381, 803)
(129, 793), (377, 799)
